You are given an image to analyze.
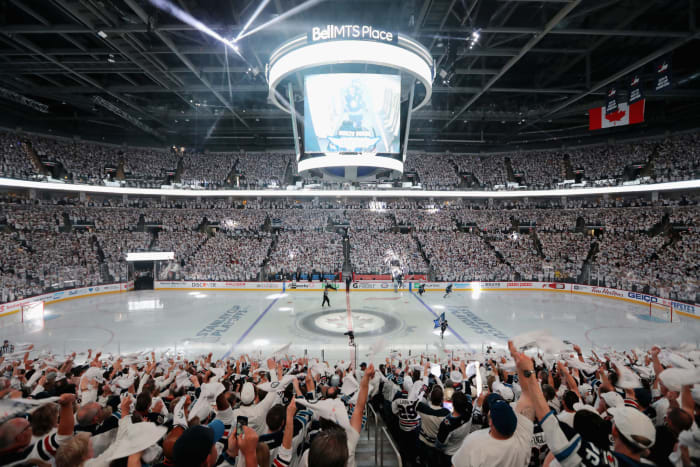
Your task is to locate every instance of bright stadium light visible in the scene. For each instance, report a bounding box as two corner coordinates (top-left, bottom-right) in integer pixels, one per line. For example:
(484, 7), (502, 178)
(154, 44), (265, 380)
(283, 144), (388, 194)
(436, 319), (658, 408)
(472, 283), (481, 299)
(236, 0), (328, 41)
(148, 0), (242, 57)
(235, 0), (272, 42)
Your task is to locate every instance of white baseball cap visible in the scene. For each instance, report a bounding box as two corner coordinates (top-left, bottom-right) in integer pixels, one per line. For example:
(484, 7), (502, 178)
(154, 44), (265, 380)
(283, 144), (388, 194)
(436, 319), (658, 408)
(600, 391), (624, 409)
(492, 382), (514, 402)
(240, 382), (256, 405)
(608, 406), (655, 449)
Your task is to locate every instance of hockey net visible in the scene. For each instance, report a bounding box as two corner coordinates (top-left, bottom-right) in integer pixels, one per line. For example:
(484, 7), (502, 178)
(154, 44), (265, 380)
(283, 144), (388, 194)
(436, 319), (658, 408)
(649, 302), (674, 323)
(21, 301), (45, 325)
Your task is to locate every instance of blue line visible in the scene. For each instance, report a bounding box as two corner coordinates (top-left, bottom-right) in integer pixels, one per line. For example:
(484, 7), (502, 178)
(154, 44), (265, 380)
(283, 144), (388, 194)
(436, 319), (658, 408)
(411, 292), (468, 345)
(222, 296), (280, 359)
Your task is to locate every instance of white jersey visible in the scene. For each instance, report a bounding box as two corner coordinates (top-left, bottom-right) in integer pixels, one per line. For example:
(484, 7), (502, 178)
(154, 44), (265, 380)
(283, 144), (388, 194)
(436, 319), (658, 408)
(231, 390), (281, 435)
(391, 396), (421, 432)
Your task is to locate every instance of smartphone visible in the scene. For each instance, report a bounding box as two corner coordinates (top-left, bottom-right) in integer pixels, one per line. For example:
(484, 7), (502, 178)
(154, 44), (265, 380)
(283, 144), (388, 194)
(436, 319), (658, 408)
(236, 416), (248, 437)
(443, 402), (453, 412)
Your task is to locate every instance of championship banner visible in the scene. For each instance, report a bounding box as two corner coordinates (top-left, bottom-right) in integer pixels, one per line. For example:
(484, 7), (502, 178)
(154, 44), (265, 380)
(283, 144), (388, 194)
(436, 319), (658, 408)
(589, 100), (645, 130)
(605, 85), (619, 115)
(654, 56), (672, 92)
(628, 74), (644, 105)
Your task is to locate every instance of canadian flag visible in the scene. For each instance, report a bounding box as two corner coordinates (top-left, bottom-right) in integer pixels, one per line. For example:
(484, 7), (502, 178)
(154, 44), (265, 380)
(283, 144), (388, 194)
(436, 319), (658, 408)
(589, 99), (645, 130)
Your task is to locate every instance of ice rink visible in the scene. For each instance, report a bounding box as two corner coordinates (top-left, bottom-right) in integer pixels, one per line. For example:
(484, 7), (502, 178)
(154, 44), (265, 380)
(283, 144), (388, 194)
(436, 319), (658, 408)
(4, 289), (700, 361)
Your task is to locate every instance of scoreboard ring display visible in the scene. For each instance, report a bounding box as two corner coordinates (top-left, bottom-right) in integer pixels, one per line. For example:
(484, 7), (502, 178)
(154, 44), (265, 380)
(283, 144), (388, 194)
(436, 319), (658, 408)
(267, 28), (434, 113)
(267, 25), (434, 179)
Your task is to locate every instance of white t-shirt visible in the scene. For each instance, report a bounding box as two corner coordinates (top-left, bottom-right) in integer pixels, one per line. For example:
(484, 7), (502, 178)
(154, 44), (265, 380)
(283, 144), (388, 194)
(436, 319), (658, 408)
(452, 413), (534, 467)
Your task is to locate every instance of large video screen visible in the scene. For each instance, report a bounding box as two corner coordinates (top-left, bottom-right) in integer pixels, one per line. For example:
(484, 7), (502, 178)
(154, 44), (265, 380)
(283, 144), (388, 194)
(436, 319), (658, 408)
(304, 73), (401, 154)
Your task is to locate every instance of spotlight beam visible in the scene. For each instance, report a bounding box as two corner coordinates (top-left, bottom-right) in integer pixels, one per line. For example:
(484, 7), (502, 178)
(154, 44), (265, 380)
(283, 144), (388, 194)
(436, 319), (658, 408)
(147, 0), (242, 57)
(237, 0), (328, 41)
(235, 0), (272, 42)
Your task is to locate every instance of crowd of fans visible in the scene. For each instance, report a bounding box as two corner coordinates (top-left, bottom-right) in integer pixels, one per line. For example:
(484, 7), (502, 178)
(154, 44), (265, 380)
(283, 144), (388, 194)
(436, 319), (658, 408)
(1, 334), (698, 467)
(404, 154), (461, 190)
(0, 195), (697, 303)
(416, 231), (515, 281)
(349, 231), (429, 275)
(508, 151), (567, 189)
(267, 231), (344, 280)
(235, 152), (291, 188)
(2, 129), (698, 191)
(539, 232), (593, 281)
(345, 209), (396, 231)
(394, 209), (455, 231)
(1, 128), (700, 467)
(0, 132), (36, 180)
(180, 152), (237, 187)
(269, 209), (331, 232)
(590, 233), (666, 291)
(654, 132), (700, 182)
(180, 232), (272, 282)
(490, 233), (544, 281)
(460, 154), (508, 187)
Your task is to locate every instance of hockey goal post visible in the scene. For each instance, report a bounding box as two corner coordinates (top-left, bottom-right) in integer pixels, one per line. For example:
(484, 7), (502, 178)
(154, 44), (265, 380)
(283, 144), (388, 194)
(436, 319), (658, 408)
(21, 301), (45, 323)
(649, 302), (673, 323)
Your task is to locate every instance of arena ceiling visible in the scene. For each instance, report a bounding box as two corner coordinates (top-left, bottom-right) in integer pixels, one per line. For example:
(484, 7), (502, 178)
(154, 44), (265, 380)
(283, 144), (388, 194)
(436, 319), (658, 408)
(0, 0), (699, 152)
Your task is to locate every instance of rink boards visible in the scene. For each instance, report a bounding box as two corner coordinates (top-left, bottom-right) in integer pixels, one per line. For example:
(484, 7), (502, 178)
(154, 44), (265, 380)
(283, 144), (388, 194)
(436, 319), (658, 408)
(1, 279), (696, 327)
(151, 280), (697, 320)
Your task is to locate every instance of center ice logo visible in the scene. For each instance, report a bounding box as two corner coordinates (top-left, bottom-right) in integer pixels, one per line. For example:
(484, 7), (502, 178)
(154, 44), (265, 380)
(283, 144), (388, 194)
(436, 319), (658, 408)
(298, 308), (403, 337)
(314, 312), (385, 333)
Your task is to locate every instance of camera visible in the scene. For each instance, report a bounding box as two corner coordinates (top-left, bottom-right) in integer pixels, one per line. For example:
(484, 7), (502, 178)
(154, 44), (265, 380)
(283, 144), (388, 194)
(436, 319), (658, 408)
(343, 330), (355, 346)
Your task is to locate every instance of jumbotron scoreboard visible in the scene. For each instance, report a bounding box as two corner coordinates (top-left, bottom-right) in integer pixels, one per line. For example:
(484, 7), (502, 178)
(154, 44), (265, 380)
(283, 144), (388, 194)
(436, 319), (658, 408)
(267, 24), (434, 180)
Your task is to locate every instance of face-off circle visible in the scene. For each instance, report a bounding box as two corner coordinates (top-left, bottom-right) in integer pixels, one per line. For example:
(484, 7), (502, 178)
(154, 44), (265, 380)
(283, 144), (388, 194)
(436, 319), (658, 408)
(297, 308), (402, 337)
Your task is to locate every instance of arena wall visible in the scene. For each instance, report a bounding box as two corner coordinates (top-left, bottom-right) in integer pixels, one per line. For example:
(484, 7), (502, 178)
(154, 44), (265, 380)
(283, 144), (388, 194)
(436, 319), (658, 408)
(0, 281), (134, 328)
(152, 280), (698, 320)
(2, 280), (695, 330)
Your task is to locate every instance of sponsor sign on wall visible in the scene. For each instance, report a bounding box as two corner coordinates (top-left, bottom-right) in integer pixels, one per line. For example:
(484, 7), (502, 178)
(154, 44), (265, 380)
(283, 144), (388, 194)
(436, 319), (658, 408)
(0, 281), (132, 325)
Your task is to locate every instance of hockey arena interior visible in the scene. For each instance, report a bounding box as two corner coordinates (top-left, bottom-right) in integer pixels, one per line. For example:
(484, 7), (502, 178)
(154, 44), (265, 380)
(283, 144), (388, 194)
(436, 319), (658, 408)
(1, 1), (700, 466)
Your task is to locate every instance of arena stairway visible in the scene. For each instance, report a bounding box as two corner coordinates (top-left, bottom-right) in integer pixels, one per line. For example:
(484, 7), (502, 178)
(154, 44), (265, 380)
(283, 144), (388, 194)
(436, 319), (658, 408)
(648, 212), (670, 237)
(578, 241), (600, 283)
(356, 405), (401, 467)
(23, 141), (48, 176)
(116, 158), (126, 180)
(531, 230), (544, 258)
(282, 159), (295, 187)
(225, 159), (239, 186)
(60, 212), (72, 233)
(505, 157), (516, 183)
(640, 143), (660, 178)
(564, 154), (575, 180)
(173, 157), (184, 183)
(342, 235), (352, 278)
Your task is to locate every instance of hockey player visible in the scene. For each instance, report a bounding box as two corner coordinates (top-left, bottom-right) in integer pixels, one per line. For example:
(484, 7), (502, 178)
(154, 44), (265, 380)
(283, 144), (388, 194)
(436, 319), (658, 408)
(418, 283), (426, 296)
(440, 319), (448, 340)
(443, 283), (453, 298)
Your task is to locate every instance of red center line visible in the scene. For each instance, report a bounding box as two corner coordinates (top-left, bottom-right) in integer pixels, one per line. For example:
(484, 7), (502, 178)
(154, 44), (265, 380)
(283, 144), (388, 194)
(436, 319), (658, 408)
(345, 290), (353, 332)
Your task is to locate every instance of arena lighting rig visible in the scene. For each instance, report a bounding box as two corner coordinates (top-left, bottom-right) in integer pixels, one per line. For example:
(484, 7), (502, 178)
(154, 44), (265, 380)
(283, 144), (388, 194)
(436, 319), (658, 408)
(267, 24), (434, 178)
